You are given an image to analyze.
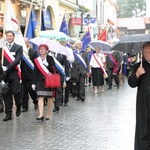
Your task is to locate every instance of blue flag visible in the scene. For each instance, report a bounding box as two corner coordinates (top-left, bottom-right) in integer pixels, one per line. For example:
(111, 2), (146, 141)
(26, 9), (37, 39)
(41, 10), (46, 31)
(81, 28), (91, 51)
(59, 15), (68, 36)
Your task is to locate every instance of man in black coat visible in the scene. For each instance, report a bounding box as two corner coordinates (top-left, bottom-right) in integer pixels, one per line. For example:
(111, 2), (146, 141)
(128, 41), (150, 150)
(53, 52), (66, 111)
(74, 41), (89, 102)
(1, 30), (23, 121)
(21, 38), (38, 112)
(106, 51), (121, 89)
(53, 39), (74, 111)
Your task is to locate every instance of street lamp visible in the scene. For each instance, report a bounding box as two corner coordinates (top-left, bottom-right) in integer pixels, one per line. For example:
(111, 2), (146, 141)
(79, 10), (84, 37)
(79, 11), (92, 36)
(85, 13), (92, 25)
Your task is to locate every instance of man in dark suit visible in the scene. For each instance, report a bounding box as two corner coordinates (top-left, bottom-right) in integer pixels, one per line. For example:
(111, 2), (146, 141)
(59, 39), (74, 106)
(106, 51), (122, 90)
(74, 41), (89, 102)
(21, 38), (38, 112)
(53, 52), (66, 111)
(1, 30), (23, 121)
(53, 39), (74, 111)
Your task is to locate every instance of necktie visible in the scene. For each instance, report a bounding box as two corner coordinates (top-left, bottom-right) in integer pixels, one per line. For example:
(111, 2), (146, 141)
(8, 44), (11, 50)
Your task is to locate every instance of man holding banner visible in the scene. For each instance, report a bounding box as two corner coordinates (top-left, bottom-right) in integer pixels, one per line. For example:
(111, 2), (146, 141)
(1, 30), (23, 121)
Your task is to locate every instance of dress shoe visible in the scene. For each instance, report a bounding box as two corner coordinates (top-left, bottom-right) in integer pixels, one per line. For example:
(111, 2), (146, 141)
(76, 97), (81, 101)
(81, 99), (85, 102)
(53, 106), (60, 112)
(3, 114), (12, 121)
(116, 85), (120, 89)
(16, 109), (21, 117)
(36, 116), (44, 122)
(64, 102), (68, 106)
(34, 104), (38, 110)
(22, 108), (28, 112)
(45, 118), (50, 120)
(108, 87), (112, 90)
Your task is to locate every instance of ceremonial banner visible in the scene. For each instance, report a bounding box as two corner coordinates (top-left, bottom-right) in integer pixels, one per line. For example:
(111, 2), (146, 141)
(81, 27), (91, 50)
(4, 0), (34, 70)
(26, 9), (38, 39)
(59, 15), (69, 36)
(41, 10), (46, 31)
(98, 27), (107, 41)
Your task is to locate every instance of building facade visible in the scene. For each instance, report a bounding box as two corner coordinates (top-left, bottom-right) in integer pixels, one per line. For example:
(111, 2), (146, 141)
(0, 0), (79, 37)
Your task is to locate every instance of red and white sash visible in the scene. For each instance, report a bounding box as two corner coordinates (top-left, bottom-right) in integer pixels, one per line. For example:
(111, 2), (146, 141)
(93, 54), (108, 78)
(3, 47), (21, 79)
(34, 56), (50, 76)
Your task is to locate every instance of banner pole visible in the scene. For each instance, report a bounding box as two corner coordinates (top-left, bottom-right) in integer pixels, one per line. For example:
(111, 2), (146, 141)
(24, 0), (34, 37)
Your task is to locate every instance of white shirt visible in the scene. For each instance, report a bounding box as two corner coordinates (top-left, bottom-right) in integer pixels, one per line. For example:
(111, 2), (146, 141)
(90, 53), (106, 68)
(66, 47), (75, 63)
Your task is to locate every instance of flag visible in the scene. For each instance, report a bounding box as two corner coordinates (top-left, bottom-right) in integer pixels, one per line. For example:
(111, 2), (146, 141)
(59, 15), (69, 36)
(81, 27), (91, 51)
(41, 10), (46, 31)
(26, 9), (38, 39)
(4, 0), (26, 50)
(86, 46), (95, 62)
(98, 27), (107, 41)
(4, 0), (34, 70)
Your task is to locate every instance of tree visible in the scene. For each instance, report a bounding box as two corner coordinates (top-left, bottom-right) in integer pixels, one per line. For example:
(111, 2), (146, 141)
(117, 0), (146, 18)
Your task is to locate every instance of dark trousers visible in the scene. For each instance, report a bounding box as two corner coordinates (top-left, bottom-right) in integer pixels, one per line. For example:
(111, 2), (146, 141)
(54, 81), (63, 107)
(0, 96), (3, 111)
(3, 79), (21, 114)
(70, 82), (77, 97)
(76, 74), (86, 99)
(64, 81), (70, 103)
(107, 68), (119, 88)
(21, 79), (37, 109)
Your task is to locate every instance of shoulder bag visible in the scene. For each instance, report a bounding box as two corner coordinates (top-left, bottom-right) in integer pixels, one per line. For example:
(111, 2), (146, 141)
(44, 66), (61, 88)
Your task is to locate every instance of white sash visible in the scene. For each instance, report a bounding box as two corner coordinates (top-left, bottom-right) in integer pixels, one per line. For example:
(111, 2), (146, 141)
(34, 56), (50, 76)
(93, 54), (108, 78)
(3, 46), (21, 79)
(48, 53), (65, 76)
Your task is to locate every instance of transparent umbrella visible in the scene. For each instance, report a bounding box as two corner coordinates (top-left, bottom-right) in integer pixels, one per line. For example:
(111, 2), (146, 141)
(39, 30), (69, 40)
(88, 40), (112, 52)
(30, 37), (70, 56)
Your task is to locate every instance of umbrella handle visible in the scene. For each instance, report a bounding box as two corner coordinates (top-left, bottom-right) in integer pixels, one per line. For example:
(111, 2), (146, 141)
(140, 52), (142, 67)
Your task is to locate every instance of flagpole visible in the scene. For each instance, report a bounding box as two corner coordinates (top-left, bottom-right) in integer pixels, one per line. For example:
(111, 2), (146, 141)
(24, 0), (34, 37)
(39, 2), (42, 35)
(1, 0), (8, 65)
(3, 0), (8, 37)
(59, 14), (65, 30)
(72, 28), (88, 48)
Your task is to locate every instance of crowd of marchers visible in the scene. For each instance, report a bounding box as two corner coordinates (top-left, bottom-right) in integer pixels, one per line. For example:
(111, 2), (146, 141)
(0, 28), (133, 122)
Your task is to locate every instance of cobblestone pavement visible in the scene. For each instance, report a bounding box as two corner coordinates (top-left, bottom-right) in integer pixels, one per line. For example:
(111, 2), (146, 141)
(0, 79), (136, 150)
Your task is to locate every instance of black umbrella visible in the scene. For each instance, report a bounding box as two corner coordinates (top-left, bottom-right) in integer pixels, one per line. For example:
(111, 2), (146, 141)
(111, 34), (150, 53)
